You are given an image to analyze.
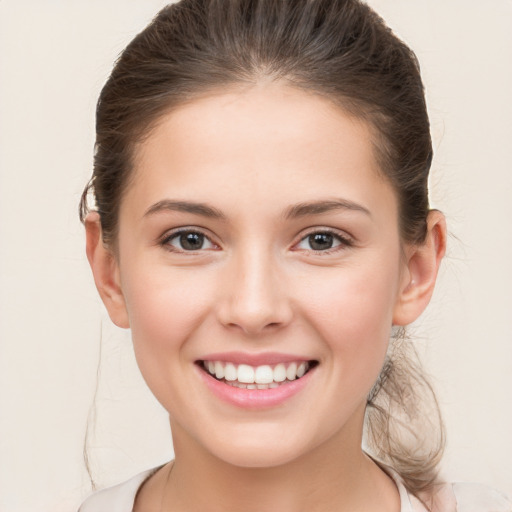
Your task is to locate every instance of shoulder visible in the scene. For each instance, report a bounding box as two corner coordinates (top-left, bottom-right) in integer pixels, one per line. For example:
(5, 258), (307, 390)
(450, 482), (511, 512)
(382, 463), (511, 512)
(420, 482), (512, 512)
(77, 467), (159, 512)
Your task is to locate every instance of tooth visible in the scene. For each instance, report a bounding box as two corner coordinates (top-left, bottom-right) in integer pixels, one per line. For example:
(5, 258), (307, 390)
(214, 361), (225, 379)
(286, 363), (297, 381)
(237, 364), (255, 383)
(273, 364), (286, 382)
(269, 382), (279, 389)
(296, 362), (307, 378)
(255, 365), (273, 384)
(224, 363), (237, 381)
(246, 384), (256, 389)
(257, 384), (269, 389)
(207, 361), (215, 374)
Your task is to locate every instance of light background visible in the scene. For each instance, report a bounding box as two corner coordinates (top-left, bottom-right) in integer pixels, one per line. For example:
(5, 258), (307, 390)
(0, 1), (511, 511)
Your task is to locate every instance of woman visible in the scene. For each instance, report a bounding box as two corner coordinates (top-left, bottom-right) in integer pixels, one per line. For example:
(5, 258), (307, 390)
(78, 0), (511, 510)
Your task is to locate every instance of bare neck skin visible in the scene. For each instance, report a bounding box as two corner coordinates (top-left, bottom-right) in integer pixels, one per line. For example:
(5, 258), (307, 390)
(134, 406), (400, 512)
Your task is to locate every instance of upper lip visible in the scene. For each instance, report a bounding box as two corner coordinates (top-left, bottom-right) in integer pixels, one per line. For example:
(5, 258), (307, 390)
(198, 352), (314, 366)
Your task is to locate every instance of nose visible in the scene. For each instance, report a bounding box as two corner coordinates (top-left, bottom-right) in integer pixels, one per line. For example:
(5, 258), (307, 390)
(216, 246), (293, 336)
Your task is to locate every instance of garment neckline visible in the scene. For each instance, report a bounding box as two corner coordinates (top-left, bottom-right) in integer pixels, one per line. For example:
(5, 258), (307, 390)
(132, 460), (418, 512)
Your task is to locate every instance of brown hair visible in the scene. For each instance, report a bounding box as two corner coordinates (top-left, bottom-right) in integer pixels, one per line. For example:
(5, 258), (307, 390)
(81, 0), (444, 499)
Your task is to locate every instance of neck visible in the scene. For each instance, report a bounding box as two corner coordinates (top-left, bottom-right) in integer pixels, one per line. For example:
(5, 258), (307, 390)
(151, 413), (399, 512)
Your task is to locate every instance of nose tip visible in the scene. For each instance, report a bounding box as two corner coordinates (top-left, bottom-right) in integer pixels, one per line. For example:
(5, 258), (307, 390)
(216, 257), (293, 336)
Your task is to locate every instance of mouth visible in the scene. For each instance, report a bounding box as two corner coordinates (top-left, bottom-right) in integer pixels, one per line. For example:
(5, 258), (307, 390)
(196, 359), (319, 390)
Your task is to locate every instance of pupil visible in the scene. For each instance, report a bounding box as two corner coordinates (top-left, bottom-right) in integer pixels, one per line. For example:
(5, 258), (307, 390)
(309, 233), (333, 250)
(180, 232), (203, 250)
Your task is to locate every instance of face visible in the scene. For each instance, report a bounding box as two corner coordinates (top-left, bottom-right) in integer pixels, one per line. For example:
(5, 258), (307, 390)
(107, 83), (415, 467)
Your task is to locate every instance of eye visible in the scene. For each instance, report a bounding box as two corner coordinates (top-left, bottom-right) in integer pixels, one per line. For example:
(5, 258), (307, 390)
(162, 230), (217, 252)
(295, 230), (352, 252)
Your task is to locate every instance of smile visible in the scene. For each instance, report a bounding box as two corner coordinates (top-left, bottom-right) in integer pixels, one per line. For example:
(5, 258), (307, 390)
(200, 360), (316, 389)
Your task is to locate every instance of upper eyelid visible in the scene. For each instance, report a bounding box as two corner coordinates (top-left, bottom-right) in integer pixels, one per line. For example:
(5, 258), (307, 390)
(295, 227), (354, 243)
(160, 226), (214, 240)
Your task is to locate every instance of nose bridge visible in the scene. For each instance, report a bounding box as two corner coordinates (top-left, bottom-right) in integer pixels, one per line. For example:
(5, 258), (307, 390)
(218, 240), (291, 334)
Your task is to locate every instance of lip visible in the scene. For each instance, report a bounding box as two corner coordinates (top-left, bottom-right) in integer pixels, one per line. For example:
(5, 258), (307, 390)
(196, 358), (317, 410)
(199, 351), (311, 366)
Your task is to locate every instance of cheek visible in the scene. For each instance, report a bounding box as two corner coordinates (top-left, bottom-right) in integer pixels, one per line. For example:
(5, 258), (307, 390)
(296, 256), (401, 374)
(120, 265), (215, 377)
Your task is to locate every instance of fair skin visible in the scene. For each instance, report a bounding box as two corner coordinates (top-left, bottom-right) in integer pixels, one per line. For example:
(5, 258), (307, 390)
(86, 82), (446, 512)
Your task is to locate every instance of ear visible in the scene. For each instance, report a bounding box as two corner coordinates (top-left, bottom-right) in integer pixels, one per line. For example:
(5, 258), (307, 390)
(85, 212), (130, 328)
(392, 210), (447, 326)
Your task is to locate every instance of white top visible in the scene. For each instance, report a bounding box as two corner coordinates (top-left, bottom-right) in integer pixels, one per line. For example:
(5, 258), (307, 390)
(78, 465), (511, 512)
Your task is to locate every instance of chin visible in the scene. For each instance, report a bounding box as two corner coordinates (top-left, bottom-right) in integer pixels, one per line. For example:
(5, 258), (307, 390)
(212, 444), (303, 469)
(198, 424), (318, 469)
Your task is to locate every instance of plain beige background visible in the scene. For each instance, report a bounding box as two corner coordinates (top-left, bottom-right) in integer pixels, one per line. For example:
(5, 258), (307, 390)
(0, 1), (511, 511)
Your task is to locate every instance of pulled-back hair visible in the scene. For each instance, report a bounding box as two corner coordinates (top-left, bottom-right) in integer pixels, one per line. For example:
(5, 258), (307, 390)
(81, 0), (444, 499)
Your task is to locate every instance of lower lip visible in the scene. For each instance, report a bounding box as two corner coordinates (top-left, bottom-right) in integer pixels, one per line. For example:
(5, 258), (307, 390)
(197, 365), (315, 409)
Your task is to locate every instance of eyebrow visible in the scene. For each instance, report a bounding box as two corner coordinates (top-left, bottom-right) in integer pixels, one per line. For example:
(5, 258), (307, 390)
(143, 198), (371, 221)
(144, 200), (227, 220)
(283, 199), (371, 219)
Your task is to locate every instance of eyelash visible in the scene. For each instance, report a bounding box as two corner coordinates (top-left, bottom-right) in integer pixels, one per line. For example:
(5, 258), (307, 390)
(294, 229), (354, 255)
(159, 228), (354, 254)
(160, 228), (218, 253)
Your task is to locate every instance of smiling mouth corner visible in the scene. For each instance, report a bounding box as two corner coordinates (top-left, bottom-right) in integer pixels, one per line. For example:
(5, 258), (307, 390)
(196, 359), (319, 389)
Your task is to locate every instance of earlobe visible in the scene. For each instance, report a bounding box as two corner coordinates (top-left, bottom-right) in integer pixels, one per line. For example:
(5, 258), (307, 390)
(392, 210), (447, 326)
(85, 212), (130, 328)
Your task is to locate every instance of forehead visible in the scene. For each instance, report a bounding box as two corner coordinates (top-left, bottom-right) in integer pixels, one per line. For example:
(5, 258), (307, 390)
(126, 82), (396, 218)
